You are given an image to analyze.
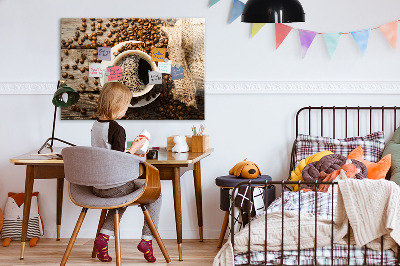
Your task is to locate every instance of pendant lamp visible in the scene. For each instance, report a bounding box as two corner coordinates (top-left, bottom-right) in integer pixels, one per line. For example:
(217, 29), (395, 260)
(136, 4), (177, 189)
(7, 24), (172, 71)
(241, 0), (305, 23)
(38, 80), (80, 154)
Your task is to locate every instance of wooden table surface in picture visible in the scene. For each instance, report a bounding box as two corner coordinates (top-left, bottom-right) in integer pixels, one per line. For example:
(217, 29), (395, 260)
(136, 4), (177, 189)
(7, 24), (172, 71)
(10, 147), (213, 261)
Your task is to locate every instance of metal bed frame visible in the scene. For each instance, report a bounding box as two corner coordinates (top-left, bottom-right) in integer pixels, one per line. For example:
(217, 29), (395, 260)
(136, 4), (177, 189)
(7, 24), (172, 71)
(230, 106), (400, 266)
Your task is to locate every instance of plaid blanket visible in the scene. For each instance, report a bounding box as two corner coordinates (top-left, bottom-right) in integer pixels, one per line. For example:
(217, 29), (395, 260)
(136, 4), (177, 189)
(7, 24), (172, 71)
(235, 244), (397, 265)
(234, 191), (397, 265)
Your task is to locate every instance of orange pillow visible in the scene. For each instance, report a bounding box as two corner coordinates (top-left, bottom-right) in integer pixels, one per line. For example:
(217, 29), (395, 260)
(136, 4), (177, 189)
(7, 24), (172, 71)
(347, 146), (391, 180)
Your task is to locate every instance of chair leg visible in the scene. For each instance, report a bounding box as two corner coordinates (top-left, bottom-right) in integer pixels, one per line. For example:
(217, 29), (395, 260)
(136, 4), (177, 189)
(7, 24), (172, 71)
(60, 208), (88, 266)
(141, 205), (171, 263)
(91, 209), (108, 258)
(114, 209), (121, 266)
(217, 211), (230, 248)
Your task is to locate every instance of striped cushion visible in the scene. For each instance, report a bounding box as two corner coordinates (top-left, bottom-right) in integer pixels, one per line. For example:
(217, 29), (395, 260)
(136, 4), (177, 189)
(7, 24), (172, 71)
(295, 131), (385, 167)
(1, 217), (40, 240)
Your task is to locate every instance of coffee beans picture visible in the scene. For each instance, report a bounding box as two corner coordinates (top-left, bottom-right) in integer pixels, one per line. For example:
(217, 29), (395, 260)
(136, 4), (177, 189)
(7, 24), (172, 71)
(60, 18), (204, 120)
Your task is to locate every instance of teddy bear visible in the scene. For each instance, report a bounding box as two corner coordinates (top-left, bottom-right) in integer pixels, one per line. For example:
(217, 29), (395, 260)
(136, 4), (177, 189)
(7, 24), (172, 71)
(229, 159), (261, 179)
(1, 192), (44, 247)
(172, 135), (189, 153)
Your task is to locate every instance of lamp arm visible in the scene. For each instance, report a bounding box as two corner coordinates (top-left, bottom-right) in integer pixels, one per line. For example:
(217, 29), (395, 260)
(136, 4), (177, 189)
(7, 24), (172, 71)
(50, 105), (57, 148)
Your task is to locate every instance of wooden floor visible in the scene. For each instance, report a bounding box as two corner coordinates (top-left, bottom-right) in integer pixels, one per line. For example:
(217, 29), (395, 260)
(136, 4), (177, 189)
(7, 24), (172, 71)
(0, 239), (221, 265)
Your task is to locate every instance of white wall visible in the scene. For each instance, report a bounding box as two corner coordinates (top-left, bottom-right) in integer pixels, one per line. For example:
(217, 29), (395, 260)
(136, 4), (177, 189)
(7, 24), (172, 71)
(1, 0), (400, 240)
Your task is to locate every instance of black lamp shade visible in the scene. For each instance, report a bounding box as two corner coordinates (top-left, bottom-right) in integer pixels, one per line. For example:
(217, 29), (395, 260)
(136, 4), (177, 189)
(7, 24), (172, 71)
(52, 83), (80, 108)
(241, 0), (305, 23)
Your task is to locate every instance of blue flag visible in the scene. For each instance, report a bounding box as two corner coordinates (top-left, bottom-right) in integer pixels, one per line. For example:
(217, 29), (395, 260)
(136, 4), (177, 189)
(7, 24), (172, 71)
(229, 0), (245, 24)
(351, 29), (370, 55)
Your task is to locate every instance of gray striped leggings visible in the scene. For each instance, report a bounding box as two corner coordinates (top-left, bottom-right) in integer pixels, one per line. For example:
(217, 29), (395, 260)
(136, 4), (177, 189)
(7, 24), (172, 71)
(92, 179), (162, 240)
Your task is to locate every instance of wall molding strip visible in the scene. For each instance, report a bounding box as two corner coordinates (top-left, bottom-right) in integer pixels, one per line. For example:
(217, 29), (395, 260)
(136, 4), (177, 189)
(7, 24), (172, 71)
(0, 81), (399, 95)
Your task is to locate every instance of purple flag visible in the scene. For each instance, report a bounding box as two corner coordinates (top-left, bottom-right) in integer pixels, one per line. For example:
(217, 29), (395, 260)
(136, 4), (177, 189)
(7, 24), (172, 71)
(298, 29), (317, 58)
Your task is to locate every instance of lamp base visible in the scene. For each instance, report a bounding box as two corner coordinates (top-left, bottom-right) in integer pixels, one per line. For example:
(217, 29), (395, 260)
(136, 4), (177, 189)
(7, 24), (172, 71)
(38, 137), (76, 154)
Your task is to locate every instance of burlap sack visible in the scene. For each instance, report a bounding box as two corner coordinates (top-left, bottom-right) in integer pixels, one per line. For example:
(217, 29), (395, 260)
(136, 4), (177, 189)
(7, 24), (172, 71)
(162, 18), (205, 107)
(180, 18), (205, 94)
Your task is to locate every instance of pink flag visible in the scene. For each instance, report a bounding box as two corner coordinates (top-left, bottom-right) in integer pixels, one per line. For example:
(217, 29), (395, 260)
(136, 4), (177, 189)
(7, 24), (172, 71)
(275, 24), (293, 49)
(298, 29), (317, 58)
(378, 21), (398, 50)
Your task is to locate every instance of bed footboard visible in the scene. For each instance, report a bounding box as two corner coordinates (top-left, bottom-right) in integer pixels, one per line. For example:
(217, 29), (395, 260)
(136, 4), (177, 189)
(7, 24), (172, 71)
(230, 180), (400, 266)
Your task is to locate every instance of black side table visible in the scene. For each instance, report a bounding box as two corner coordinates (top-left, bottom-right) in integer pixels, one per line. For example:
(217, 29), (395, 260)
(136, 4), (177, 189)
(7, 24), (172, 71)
(215, 175), (275, 248)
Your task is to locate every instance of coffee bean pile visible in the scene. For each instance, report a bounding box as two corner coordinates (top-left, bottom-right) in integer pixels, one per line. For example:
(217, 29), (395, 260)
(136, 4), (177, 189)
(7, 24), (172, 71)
(60, 18), (204, 120)
(61, 18), (173, 52)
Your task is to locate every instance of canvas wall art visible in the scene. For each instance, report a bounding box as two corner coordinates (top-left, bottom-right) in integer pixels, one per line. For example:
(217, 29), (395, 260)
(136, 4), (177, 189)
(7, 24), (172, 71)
(60, 18), (205, 120)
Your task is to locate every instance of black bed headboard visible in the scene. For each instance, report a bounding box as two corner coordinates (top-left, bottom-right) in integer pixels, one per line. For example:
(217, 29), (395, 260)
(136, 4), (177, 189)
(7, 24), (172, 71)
(289, 106), (400, 180)
(296, 106), (400, 138)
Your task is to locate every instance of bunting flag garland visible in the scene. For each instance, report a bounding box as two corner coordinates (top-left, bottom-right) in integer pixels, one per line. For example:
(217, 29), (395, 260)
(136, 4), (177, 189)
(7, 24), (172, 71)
(275, 23), (293, 49)
(251, 23), (266, 38)
(351, 29), (370, 55)
(209, 0), (220, 7)
(207, 4), (400, 57)
(378, 21), (398, 50)
(298, 29), (317, 58)
(323, 33), (341, 58)
(229, 0), (245, 24)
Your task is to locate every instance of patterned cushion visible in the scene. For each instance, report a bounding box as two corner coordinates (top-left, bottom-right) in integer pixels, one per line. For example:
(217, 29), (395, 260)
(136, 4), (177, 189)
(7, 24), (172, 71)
(295, 131), (385, 167)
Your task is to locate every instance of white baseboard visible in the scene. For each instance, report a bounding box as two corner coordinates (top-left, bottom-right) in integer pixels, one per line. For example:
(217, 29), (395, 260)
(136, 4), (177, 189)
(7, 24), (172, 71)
(1, 81), (400, 94)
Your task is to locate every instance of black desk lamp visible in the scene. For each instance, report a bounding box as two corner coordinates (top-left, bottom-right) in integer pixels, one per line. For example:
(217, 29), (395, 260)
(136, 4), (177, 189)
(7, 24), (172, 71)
(241, 0), (305, 23)
(38, 81), (80, 154)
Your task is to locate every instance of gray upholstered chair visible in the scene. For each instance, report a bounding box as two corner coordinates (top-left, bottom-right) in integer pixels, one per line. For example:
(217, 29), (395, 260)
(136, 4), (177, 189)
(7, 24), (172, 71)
(60, 146), (171, 265)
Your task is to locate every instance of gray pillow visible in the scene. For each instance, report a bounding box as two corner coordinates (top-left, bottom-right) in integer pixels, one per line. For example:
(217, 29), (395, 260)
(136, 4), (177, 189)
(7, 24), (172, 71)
(382, 126), (400, 184)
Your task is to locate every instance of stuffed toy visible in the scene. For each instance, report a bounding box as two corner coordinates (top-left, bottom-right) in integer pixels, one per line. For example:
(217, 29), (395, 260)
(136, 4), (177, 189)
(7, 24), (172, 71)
(0, 208), (3, 232)
(229, 159), (261, 179)
(348, 146), (391, 180)
(1, 192), (44, 247)
(289, 150), (333, 191)
(172, 135), (189, 153)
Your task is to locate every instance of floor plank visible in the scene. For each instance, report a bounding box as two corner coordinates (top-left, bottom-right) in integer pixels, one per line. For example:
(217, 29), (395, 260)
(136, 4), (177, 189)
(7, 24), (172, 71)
(0, 239), (221, 265)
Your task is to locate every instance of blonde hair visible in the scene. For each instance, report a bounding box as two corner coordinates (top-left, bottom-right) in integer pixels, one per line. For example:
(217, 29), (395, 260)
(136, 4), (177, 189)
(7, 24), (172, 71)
(96, 82), (132, 120)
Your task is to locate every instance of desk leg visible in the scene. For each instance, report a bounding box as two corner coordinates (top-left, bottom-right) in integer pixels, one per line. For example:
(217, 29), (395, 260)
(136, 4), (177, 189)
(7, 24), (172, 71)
(172, 167), (183, 261)
(193, 161), (203, 242)
(56, 178), (64, 241)
(20, 165), (35, 259)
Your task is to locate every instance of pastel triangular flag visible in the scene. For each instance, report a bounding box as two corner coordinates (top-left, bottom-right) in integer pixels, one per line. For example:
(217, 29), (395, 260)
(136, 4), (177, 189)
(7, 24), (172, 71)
(351, 29), (370, 55)
(323, 33), (341, 58)
(298, 29), (317, 58)
(209, 0), (220, 7)
(251, 23), (266, 38)
(378, 21), (397, 50)
(275, 23), (293, 49)
(229, 0), (245, 24)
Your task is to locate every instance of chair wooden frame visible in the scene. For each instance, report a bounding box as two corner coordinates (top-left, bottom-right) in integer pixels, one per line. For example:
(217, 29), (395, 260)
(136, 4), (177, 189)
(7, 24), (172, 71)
(60, 162), (171, 265)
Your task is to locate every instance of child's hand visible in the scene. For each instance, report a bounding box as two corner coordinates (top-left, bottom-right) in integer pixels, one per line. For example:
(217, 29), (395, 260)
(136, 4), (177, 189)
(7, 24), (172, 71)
(134, 149), (149, 157)
(129, 137), (147, 155)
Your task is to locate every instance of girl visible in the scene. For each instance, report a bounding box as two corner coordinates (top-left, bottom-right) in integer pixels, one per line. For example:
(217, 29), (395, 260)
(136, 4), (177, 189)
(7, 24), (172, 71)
(91, 82), (161, 263)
